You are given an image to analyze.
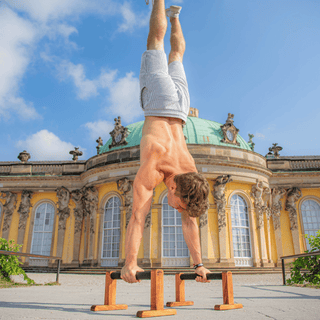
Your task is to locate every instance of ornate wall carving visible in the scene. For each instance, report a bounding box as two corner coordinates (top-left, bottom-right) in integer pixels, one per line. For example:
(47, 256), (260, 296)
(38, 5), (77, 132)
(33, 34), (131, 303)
(251, 180), (265, 228)
(271, 187), (286, 230)
(0, 192), (18, 232)
(117, 177), (133, 228)
(285, 187), (302, 230)
(212, 175), (232, 231)
(83, 186), (99, 234)
(18, 191), (33, 230)
(56, 187), (70, 230)
(71, 189), (84, 234)
(262, 187), (272, 221)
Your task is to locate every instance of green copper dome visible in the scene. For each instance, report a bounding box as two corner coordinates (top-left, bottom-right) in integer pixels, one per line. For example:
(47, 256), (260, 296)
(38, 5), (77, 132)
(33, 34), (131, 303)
(99, 117), (252, 154)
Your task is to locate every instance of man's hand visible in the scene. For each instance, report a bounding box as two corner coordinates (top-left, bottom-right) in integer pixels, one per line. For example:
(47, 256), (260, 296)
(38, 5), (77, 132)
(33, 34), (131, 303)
(121, 264), (145, 283)
(195, 266), (211, 283)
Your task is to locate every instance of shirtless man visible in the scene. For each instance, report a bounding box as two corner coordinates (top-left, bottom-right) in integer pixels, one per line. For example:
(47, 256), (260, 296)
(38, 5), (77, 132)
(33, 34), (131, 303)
(120, 0), (211, 283)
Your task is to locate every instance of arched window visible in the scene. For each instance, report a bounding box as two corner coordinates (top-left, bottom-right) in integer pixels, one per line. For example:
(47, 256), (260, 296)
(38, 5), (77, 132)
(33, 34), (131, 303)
(301, 199), (320, 250)
(101, 196), (121, 267)
(162, 195), (189, 266)
(30, 202), (55, 265)
(231, 195), (252, 267)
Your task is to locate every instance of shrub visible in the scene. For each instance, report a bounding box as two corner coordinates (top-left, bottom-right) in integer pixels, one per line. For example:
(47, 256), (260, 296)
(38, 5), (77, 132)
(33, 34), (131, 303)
(0, 238), (34, 285)
(287, 230), (320, 285)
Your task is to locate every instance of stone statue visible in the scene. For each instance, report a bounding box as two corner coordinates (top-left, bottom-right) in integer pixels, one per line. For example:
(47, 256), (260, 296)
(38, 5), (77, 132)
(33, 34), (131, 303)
(117, 177), (133, 228)
(56, 187), (70, 230)
(285, 187), (302, 230)
(83, 186), (99, 234)
(262, 187), (272, 220)
(220, 113), (240, 146)
(271, 187), (286, 230)
(69, 147), (83, 161)
(18, 190), (33, 230)
(71, 189), (84, 234)
(96, 137), (103, 155)
(266, 143), (283, 158)
(0, 192), (18, 232)
(212, 175), (232, 231)
(251, 180), (265, 228)
(17, 150), (31, 163)
(248, 134), (255, 151)
(109, 116), (129, 149)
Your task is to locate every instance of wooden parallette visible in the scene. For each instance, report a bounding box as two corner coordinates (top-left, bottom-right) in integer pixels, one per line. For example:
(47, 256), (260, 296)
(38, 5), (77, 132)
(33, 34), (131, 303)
(166, 271), (243, 311)
(91, 269), (176, 318)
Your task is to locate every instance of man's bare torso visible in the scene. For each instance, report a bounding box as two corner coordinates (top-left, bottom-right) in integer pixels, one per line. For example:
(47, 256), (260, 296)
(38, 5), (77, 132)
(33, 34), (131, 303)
(139, 116), (197, 187)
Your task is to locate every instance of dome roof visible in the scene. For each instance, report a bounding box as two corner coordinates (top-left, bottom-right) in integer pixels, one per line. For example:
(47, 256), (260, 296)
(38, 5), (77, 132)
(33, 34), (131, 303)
(99, 117), (252, 154)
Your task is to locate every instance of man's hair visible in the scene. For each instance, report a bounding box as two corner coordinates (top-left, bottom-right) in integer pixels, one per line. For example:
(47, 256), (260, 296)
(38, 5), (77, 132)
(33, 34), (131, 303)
(174, 172), (210, 218)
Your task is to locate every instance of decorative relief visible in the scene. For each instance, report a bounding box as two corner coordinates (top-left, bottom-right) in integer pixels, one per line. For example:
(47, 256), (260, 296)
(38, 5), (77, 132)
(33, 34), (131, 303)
(18, 190), (33, 230)
(266, 143), (283, 158)
(96, 137), (103, 155)
(17, 150), (31, 163)
(0, 192), (18, 232)
(109, 116), (129, 149)
(285, 187), (302, 231)
(56, 187), (70, 230)
(69, 147), (83, 161)
(271, 187), (286, 230)
(212, 175), (232, 231)
(220, 113), (240, 146)
(71, 189), (85, 234)
(262, 187), (272, 221)
(199, 212), (208, 228)
(251, 180), (269, 229)
(117, 177), (133, 228)
(83, 186), (99, 234)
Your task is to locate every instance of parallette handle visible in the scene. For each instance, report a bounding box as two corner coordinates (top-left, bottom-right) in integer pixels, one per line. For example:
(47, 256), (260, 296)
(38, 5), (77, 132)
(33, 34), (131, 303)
(110, 271), (151, 280)
(180, 273), (223, 280)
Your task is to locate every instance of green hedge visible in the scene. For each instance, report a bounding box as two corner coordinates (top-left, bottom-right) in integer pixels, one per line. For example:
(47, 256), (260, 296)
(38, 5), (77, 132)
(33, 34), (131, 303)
(287, 230), (320, 285)
(0, 238), (34, 285)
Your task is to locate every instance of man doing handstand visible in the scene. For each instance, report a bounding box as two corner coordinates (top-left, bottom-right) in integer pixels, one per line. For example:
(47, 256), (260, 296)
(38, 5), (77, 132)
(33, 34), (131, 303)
(121, 0), (211, 283)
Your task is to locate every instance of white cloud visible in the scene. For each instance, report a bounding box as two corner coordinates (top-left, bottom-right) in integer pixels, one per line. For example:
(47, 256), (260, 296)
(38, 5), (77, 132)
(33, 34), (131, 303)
(0, 5), (41, 120)
(84, 120), (114, 141)
(108, 72), (143, 122)
(58, 60), (118, 100)
(1, 0), (148, 120)
(255, 133), (266, 140)
(118, 2), (150, 33)
(16, 129), (85, 161)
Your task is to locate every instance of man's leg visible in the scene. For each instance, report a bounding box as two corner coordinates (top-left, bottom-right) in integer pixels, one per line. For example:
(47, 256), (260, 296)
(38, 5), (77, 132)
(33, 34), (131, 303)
(147, 0), (167, 50)
(168, 14), (186, 64)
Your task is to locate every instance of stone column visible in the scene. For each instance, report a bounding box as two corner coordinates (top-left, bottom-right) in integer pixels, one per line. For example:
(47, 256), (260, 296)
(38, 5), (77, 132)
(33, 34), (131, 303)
(199, 209), (210, 265)
(71, 189), (84, 266)
(285, 188), (302, 255)
(212, 175), (232, 267)
(56, 187), (71, 259)
(83, 186), (99, 266)
(251, 181), (268, 266)
(271, 187), (286, 266)
(0, 192), (18, 240)
(117, 206), (126, 267)
(17, 191), (33, 249)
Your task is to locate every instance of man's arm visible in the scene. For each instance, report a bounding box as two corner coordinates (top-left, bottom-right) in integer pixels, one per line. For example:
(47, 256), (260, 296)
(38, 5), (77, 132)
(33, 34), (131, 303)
(121, 147), (164, 283)
(181, 212), (211, 282)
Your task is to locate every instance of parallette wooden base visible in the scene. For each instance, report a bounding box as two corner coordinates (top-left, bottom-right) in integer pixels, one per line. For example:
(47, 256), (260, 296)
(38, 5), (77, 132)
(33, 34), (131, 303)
(137, 309), (177, 318)
(214, 303), (243, 310)
(91, 304), (128, 311)
(166, 301), (194, 307)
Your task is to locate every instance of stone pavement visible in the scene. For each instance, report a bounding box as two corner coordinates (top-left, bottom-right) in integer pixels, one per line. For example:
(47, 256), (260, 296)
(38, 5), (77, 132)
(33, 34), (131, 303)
(0, 273), (319, 320)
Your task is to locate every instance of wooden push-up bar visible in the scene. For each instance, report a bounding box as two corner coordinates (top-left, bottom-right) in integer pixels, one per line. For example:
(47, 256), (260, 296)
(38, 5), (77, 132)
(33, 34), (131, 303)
(91, 269), (177, 318)
(166, 271), (243, 310)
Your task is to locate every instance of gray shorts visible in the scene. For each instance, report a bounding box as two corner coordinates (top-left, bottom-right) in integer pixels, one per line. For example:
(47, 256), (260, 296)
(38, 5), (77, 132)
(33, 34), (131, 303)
(139, 50), (190, 124)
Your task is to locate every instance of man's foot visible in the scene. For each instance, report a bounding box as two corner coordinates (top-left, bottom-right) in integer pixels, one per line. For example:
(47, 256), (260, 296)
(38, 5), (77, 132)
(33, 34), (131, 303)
(166, 5), (182, 18)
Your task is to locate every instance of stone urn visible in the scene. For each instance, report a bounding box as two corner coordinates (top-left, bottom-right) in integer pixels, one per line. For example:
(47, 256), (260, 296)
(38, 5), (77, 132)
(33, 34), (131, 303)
(18, 150), (31, 163)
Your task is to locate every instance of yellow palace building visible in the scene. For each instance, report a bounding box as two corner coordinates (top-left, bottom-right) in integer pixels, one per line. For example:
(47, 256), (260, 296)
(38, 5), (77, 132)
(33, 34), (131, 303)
(0, 108), (319, 269)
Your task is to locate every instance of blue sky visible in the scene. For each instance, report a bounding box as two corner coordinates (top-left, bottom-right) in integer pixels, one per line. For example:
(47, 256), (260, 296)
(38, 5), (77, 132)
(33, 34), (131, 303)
(0, 0), (319, 162)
